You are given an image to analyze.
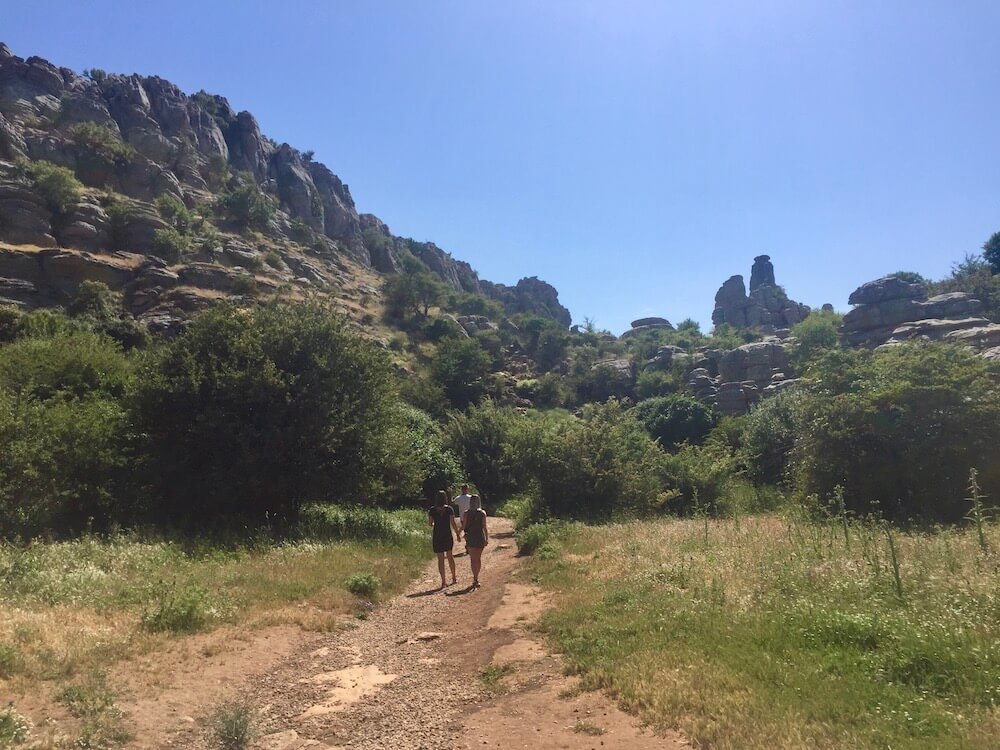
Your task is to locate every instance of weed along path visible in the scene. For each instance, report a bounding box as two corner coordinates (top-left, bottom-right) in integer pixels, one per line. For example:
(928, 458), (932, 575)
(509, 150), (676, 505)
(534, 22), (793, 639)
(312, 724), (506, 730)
(154, 517), (688, 750)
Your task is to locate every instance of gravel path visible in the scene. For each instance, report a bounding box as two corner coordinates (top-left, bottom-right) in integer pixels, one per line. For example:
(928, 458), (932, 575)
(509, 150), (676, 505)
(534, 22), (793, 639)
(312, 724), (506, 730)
(245, 519), (522, 750)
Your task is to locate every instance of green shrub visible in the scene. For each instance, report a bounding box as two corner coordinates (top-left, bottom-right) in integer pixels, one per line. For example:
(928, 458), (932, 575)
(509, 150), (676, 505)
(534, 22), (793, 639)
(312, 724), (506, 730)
(298, 504), (407, 542)
(794, 342), (1000, 520)
(516, 521), (563, 555)
(212, 701), (256, 750)
(151, 226), (190, 263)
(141, 583), (215, 633)
(432, 336), (492, 408)
(633, 394), (717, 450)
(344, 572), (380, 599)
(23, 160), (82, 214)
(0, 704), (31, 745)
(217, 178), (275, 231)
(155, 194), (194, 232)
(68, 122), (135, 168)
(264, 250), (283, 269)
(790, 310), (843, 368)
(230, 275), (259, 296)
(134, 300), (401, 526)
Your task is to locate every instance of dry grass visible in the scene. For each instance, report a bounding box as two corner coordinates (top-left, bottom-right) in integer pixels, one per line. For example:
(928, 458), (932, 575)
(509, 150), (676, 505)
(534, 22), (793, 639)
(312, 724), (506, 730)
(0, 510), (430, 747)
(529, 514), (1000, 750)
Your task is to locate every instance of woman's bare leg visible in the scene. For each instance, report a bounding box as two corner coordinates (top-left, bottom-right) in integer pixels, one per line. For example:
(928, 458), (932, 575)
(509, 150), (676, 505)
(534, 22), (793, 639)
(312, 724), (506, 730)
(471, 548), (482, 585)
(447, 551), (457, 584)
(437, 552), (446, 587)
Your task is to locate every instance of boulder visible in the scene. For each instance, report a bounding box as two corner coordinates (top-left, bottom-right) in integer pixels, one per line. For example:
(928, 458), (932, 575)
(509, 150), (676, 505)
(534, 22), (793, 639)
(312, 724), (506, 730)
(0, 181), (55, 246)
(631, 316), (672, 329)
(40, 249), (133, 291)
(177, 262), (255, 293)
(848, 276), (927, 306)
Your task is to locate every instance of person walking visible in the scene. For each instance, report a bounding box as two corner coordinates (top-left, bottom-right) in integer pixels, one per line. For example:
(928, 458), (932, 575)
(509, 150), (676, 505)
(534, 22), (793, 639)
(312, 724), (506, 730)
(462, 494), (489, 588)
(429, 490), (461, 588)
(454, 484), (473, 524)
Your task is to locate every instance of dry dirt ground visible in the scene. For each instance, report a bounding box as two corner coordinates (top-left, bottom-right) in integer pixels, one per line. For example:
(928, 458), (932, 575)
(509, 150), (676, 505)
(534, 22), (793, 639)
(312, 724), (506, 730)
(114, 518), (688, 749)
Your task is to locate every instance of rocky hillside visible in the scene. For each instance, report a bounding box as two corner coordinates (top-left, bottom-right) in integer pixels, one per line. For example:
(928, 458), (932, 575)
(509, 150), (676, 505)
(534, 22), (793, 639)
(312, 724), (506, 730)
(0, 44), (570, 334)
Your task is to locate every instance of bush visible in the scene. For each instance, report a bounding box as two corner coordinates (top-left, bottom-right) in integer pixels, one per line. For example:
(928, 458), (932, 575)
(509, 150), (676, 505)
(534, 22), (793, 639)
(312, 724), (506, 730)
(633, 394), (717, 450)
(431, 336), (492, 408)
(516, 521), (562, 555)
(794, 342), (1000, 520)
(399, 405), (463, 500)
(23, 160), (82, 215)
(298, 504), (408, 542)
(790, 310), (842, 368)
(141, 583), (215, 633)
(133, 300), (401, 526)
(344, 572), (380, 599)
(534, 400), (665, 519)
(68, 122), (135, 168)
(0, 704), (31, 745)
(151, 226), (190, 263)
(739, 389), (806, 485)
(155, 194), (194, 232)
(217, 178), (275, 231)
(212, 701), (256, 750)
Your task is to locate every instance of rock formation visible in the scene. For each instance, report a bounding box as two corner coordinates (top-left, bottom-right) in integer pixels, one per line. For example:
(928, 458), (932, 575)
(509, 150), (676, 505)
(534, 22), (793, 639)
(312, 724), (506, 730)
(687, 340), (799, 415)
(711, 257), (809, 330)
(840, 276), (995, 350)
(0, 45), (573, 331)
(621, 316), (674, 339)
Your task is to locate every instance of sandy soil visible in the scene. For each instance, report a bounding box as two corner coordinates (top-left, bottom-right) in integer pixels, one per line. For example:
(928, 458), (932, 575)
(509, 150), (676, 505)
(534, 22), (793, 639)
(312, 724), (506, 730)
(106, 518), (690, 749)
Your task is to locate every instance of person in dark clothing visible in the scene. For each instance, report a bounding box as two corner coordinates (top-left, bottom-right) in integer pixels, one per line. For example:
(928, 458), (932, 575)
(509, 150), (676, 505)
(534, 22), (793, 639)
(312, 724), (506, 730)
(461, 494), (489, 588)
(429, 489), (461, 588)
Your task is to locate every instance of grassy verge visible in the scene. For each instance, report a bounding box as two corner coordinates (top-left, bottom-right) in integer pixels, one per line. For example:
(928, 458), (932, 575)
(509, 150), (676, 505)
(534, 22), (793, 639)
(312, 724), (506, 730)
(525, 514), (1000, 749)
(0, 507), (430, 746)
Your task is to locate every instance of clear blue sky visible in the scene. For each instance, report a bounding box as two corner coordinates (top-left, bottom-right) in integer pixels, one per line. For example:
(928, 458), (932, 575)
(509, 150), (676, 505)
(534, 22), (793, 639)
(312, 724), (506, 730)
(6, 1), (999, 332)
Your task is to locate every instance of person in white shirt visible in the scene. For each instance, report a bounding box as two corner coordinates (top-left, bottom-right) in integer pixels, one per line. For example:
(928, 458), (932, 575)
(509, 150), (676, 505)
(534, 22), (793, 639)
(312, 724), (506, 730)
(455, 484), (473, 524)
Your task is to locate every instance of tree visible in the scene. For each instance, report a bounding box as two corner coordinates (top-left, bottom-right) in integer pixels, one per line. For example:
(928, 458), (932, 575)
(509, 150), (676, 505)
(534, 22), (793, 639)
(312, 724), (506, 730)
(633, 394), (718, 450)
(217, 176), (275, 231)
(134, 300), (402, 526)
(790, 310), (842, 369)
(982, 232), (1000, 274)
(431, 336), (492, 409)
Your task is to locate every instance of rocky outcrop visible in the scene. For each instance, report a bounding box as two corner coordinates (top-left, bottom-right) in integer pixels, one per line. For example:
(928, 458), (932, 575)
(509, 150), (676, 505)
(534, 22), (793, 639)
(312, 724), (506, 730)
(841, 276), (987, 347)
(711, 257), (809, 330)
(621, 316), (674, 339)
(686, 339), (799, 415)
(749, 254), (775, 291)
(482, 276), (572, 328)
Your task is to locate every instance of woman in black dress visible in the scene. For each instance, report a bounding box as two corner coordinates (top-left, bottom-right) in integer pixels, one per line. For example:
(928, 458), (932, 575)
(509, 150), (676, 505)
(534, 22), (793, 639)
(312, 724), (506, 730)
(462, 494), (489, 588)
(429, 489), (461, 588)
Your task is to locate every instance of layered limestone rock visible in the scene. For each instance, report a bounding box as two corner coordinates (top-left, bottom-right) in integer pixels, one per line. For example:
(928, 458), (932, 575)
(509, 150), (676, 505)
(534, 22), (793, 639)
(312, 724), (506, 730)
(621, 316), (674, 339)
(711, 257), (809, 330)
(687, 339), (799, 415)
(840, 276), (990, 348)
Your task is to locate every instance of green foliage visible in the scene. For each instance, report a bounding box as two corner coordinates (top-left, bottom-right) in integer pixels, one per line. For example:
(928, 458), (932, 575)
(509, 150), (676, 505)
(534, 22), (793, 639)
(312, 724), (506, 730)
(534, 400), (666, 519)
(661, 440), (737, 513)
(739, 389), (806, 486)
(516, 521), (563, 555)
(929, 253), (1000, 322)
(632, 394), (718, 450)
(397, 374), (450, 419)
(0, 305), (20, 343)
(382, 264), (446, 320)
(400, 405), (463, 500)
(790, 310), (843, 367)
(297, 504), (414, 542)
(344, 572), (380, 599)
(982, 232), (1000, 274)
(68, 122), (135, 168)
(155, 194), (194, 232)
(794, 342), (1000, 520)
(141, 583), (215, 633)
(133, 300), (400, 526)
(634, 367), (681, 399)
(217, 177), (275, 231)
(431, 336), (492, 408)
(575, 362), (633, 403)
(447, 291), (503, 319)
(264, 249), (283, 269)
(151, 226), (190, 263)
(212, 701), (257, 750)
(22, 160), (82, 214)
(67, 282), (150, 350)
(0, 703), (31, 745)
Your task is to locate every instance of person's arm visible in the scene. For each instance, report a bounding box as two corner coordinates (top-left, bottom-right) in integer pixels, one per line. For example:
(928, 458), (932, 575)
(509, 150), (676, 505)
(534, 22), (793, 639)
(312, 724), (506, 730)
(461, 510), (468, 530)
(452, 513), (462, 539)
(482, 512), (489, 543)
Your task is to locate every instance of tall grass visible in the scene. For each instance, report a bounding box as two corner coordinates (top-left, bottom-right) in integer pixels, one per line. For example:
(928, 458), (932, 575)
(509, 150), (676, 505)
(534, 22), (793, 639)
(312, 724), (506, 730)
(527, 514), (1000, 749)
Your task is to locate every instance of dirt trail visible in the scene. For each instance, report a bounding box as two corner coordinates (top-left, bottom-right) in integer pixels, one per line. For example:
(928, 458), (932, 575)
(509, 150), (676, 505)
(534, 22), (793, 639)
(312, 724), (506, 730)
(143, 518), (687, 749)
